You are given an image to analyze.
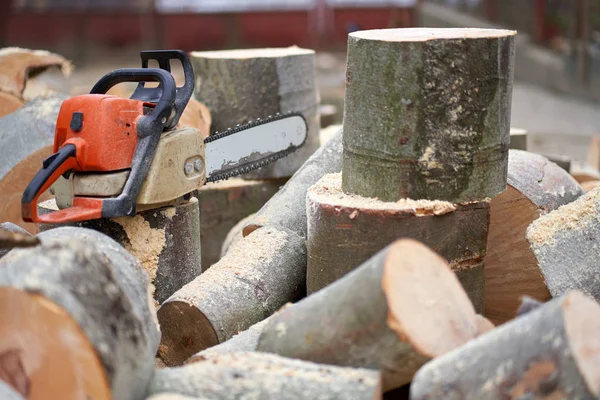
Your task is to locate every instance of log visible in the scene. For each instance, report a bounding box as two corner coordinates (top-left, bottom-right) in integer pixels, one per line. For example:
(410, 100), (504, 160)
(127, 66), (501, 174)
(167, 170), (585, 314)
(0, 227), (160, 400)
(527, 185), (600, 301)
(484, 150), (583, 325)
(242, 127), (343, 238)
(191, 47), (320, 179)
(148, 352), (382, 400)
(0, 94), (66, 232)
(0, 222), (38, 258)
(220, 213), (255, 259)
(342, 28), (516, 202)
(581, 179), (600, 193)
(257, 238), (480, 391)
(157, 225), (306, 366)
(410, 290), (600, 399)
(39, 197), (201, 305)
(196, 177), (285, 268)
(306, 172), (489, 312)
(0, 92), (23, 117)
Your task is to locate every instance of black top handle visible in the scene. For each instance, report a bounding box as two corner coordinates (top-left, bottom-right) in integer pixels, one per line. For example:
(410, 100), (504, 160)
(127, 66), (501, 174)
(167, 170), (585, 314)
(131, 49), (195, 130)
(89, 68), (177, 131)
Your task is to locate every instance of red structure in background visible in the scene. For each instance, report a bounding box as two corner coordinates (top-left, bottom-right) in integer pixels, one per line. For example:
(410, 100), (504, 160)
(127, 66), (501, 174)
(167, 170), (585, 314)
(3, 1), (419, 55)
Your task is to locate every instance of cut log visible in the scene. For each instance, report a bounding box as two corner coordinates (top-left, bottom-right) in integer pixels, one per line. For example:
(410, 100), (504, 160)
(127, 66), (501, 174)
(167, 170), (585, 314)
(257, 238), (480, 391)
(196, 177), (285, 268)
(0, 227), (160, 400)
(177, 98), (211, 138)
(410, 290), (600, 399)
(581, 179), (600, 193)
(0, 94), (66, 232)
(157, 225), (306, 366)
(306, 172), (489, 312)
(342, 28), (516, 202)
(148, 352), (382, 400)
(527, 185), (600, 301)
(190, 47), (320, 179)
(39, 197), (202, 305)
(0, 222), (39, 258)
(485, 150), (583, 325)
(220, 213), (255, 259)
(0, 92), (23, 117)
(242, 127), (342, 238)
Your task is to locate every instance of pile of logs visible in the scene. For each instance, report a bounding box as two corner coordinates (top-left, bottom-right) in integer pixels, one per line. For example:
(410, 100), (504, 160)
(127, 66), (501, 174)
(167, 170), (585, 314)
(3, 27), (600, 400)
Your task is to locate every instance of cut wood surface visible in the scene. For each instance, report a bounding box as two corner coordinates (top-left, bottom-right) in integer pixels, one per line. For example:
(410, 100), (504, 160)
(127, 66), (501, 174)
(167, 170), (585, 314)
(39, 197), (202, 305)
(0, 94), (66, 232)
(257, 239), (480, 391)
(0, 91), (23, 117)
(148, 352), (382, 400)
(342, 28), (516, 202)
(0, 227), (160, 400)
(157, 225), (306, 366)
(242, 128), (342, 238)
(306, 172), (489, 312)
(191, 47), (320, 179)
(410, 290), (600, 399)
(527, 185), (600, 301)
(177, 98), (211, 138)
(197, 177), (285, 268)
(485, 150), (583, 324)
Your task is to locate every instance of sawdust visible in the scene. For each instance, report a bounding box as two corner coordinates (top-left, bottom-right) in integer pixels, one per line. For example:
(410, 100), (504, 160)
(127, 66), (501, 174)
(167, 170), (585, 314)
(161, 207), (176, 221)
(527, 186), (600, 248)
(309, 173), (456, 216)
(113, 215), (166, 299)
(24, 93), (64, 120)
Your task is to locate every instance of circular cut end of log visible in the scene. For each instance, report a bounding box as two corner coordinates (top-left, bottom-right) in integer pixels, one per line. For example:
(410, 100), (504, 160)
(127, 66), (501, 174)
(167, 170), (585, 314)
(190, 47), (314, 59)
(157, 301), (219, 366)
(563, 291), (600, 397)
(0, 287), (111, 400)
(383, 239), (478, 357)
(350, 27), (516, 42)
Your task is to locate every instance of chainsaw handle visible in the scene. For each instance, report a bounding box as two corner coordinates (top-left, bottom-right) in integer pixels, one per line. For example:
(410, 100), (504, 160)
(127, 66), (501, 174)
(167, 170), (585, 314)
(90, 68), (176, 129)
(134, 50), (195, 130)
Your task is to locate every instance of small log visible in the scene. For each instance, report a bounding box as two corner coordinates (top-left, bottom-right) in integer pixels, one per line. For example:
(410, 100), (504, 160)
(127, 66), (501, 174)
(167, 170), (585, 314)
(0, 227), (160, 400)
(509, 128), (527, 150)
(157, 225), (306, 366)
(220, 213), (255, 259)
(242, 127), (343, 238)
(342, 28), (516, 202)
(148, 352), (382, 400)
(410, 290), (600, 399)
(196, 177), (285, 268)
(191, 47), (320, 179)
(485, 150), (583, 325)
(306, 172), (489, 312)
(39, 197), (201, 305)
(527, 185), (600, 301)
(257, 239), (480, 391)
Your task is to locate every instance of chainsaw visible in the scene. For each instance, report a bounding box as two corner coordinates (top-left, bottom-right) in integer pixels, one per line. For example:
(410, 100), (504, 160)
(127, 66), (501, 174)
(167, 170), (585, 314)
(21, 50), (307, 224)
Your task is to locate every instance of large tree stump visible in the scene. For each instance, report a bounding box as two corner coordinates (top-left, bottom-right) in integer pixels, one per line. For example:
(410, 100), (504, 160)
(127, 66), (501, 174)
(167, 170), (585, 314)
(306, 172), (489, 312)
(196, 177), (285, 268)
(257, 239), (480, 391)
(485, 150), (583, 325)
(527, 185), (600, 301)
(0, 227), (160, 400)
(410, 290), (600, 399)
(39, 197), (201, 305)
(242, 128), (343, 238)
(148, 352), (381, 400)
(0, 94), (66, 232)
(342, 28), (516, 202)
(191, 47), (320, 179)
(157, 225), (306, 366)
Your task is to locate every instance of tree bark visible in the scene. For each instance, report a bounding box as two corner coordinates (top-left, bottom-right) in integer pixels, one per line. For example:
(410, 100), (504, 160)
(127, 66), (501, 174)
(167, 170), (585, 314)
(306, 172), (489, 312)
(148, 352), (382, 400)
(157, 226), (306, 366)
(485, 150), (583, 325)
(410, 291), (600, 400)
(220, 213), (255, 259)
(527, 185), (600, 301)
(0, 227), (160, 400)
(39, 197), (202, 305)
(257, 239), (480, 391)
(242, 128), (343, 238)
(342, 28), (516, 202)
(190, 47), (320, 179)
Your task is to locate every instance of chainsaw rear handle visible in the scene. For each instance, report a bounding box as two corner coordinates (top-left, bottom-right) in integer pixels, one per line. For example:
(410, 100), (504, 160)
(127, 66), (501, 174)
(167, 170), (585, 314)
(90, 68), (176, 133)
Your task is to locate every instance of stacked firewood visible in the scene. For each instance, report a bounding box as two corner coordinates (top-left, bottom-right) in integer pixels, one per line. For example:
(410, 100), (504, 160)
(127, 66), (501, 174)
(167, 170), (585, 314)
(3, 27), (600, 400)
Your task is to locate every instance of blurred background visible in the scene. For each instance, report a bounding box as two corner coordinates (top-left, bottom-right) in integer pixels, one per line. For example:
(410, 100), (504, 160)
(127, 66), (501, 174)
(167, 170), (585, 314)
(0, 0), (599, 163)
